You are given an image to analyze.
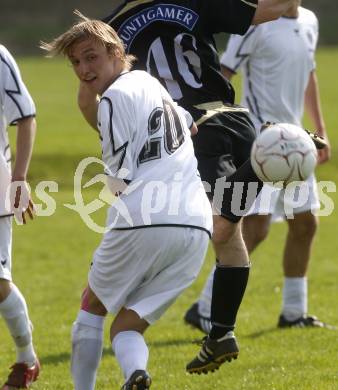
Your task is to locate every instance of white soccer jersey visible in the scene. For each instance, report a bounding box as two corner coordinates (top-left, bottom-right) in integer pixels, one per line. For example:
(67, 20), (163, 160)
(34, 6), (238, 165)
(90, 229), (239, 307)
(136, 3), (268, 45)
(0, 45), (36, 216)
(98, 70), (212, 234)
(220, 7), (318, 130)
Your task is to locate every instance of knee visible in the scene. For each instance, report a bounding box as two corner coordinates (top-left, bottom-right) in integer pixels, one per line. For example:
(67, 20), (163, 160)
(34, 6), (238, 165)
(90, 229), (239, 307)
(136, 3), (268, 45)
(0, 279), (12, 302)
(80, 287), (107, 316)
(249, 222), (269, 246)
(242, 215), (270, 251)
(289, 213), (318, 240)
(212, 216), (239, 246)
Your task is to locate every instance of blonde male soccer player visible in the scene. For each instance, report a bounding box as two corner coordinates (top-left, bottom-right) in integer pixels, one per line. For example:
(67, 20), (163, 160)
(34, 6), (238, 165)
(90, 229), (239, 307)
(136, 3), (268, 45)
(102, 0), (310, 375)
(41, 13), (212, 390)
(0, 45), (39, 389)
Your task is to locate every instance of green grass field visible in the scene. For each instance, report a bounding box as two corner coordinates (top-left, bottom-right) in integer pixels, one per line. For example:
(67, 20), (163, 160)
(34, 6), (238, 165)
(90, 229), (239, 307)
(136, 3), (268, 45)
(1, 47), (338, 389)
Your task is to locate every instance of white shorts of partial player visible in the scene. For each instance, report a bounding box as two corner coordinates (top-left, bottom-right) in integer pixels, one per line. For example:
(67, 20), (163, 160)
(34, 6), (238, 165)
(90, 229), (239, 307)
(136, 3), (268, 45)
(247, 173), (320, 221)
(0, 217), (12, 281)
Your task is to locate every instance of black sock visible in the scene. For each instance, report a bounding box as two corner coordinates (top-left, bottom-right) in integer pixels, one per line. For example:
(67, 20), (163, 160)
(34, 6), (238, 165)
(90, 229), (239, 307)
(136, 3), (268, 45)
(209, 263), (250, 339)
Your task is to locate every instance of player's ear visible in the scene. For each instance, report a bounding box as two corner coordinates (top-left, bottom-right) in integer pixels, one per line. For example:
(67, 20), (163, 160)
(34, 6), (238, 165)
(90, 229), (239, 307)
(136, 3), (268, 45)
(108, 46), (122, 60)
(107, 48), (115, 59)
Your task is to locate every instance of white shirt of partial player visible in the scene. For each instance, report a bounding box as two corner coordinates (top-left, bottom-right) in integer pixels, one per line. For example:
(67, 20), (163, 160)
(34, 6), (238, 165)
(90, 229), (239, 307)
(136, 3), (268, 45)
(220, 7), (318, 130)
(0, 45), (36, 216)
(98, 70), (212, 231)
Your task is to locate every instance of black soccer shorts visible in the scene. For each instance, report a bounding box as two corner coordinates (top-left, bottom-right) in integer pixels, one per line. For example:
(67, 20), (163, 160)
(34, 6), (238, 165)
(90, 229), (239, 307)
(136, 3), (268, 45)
(192, 109), (263, 223)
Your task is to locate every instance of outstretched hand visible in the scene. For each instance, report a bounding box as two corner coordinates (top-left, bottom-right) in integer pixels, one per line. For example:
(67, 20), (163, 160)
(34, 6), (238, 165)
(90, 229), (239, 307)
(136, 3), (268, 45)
(316, 135), (331, 165)
(190, 122), (198, 136)
(8, 180), (35, 224)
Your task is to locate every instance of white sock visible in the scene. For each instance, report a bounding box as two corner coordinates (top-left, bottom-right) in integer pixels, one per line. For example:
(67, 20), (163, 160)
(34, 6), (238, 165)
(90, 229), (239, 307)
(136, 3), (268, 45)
(0, 285), (36, 365)
(112, 331), (149, 381)
(71, 310), (105, 390)
(282, 277), (308, 321)
(198, 266), (215, 318)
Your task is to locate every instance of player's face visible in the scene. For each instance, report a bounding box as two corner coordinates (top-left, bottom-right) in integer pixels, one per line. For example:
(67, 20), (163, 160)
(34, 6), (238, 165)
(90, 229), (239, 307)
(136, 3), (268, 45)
(69, 37), (122, 95)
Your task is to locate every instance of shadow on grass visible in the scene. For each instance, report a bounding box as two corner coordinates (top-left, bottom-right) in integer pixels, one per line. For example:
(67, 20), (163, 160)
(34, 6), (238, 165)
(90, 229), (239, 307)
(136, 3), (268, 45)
(149, 338), (200, 348)
(244, 327), (282, 339)
(39, 347), (113, 366)
(245, 322), (338, 339)
(40, 338), (200, 365)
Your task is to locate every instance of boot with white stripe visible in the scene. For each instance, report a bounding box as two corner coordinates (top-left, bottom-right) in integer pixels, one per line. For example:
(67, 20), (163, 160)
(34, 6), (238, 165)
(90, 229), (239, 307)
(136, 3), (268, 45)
(186, 331), (239, 375)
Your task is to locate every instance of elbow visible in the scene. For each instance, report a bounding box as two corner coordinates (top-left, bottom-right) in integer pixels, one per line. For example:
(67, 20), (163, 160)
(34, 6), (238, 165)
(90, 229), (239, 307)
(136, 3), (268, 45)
(252, 9), (279, 25)
(268, 6), (286, 21)
(221, 65), (235, 81)
(253, 0), (293, 25)
(77, 99), (92, 113)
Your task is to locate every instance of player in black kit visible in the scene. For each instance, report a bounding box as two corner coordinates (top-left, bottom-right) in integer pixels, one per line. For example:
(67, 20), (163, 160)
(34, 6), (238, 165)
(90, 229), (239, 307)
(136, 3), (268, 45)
(78, 0), (299, 377)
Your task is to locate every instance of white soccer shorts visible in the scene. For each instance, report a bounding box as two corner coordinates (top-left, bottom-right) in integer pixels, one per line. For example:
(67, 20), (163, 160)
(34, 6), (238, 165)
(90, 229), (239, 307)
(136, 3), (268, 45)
(89, 226), (209, 324)
(0, 153), (11, 216)
(247, 173), (320, 220)
(0, 217), (12, 281)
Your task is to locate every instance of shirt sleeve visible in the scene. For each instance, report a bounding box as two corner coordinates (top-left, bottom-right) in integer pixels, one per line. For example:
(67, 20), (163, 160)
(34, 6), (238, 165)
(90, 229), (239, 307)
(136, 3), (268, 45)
(220, 26), (260, 73)
(0, 45), (36, 126)
(98, 91), (135, 182)
(204, 0), (258, 35)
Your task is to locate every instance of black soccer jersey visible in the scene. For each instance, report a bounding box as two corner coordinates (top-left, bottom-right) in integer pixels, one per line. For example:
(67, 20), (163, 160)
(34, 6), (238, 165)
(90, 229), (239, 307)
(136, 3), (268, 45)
(104, 0), (257, 120)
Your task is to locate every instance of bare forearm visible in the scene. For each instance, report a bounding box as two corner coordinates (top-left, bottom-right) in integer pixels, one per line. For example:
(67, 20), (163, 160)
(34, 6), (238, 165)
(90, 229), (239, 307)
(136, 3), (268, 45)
(305, 71), (326, 136)
(78, 82), (99, 131)
(221, 65), (235, 81)
(305, 71), (330, 164)
(12, 116), (36, 180)
(79, 100), (99, 130)
(253, 0), (297, 25)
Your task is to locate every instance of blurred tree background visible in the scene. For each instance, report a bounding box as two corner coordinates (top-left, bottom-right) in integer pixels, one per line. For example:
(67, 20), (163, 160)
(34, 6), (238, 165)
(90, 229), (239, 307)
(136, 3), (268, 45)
(0, 0), (337, 55)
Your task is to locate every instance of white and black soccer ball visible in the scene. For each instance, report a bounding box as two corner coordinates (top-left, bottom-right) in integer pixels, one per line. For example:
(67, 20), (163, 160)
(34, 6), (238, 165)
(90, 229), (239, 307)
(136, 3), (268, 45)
(250, 123), (318, 185)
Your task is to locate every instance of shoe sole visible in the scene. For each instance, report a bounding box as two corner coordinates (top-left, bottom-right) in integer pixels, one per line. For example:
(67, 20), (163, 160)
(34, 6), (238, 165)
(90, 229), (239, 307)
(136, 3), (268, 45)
(278, 323), (337, 330)
(2, 387), (32, 390)
(187, 351), (239, 375)
(1, 380), (39, 390)
(1, 360), (40, 390)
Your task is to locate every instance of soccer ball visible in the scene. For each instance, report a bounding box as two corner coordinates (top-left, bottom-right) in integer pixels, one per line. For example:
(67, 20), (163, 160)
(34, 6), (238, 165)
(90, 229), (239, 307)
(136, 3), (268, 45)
(250, 123), (318, 185)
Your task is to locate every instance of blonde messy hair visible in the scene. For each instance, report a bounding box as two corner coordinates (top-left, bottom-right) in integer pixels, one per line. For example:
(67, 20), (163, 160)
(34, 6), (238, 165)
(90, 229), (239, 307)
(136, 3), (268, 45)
(40, 10), (135, 68)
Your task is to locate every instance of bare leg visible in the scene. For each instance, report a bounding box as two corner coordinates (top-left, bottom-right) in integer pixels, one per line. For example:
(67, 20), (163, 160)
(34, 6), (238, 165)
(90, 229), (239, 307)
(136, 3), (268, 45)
(242, 214), (272, 254)
(212, 215), (248, 266)
(284, 211), (317, 277)
(186, 216), (252, 373)
(196, 214), (269, 322)
(0, 279), (12, 302)
(110, 307), (149, 341)
(281, 211), (317, 320)
(191, 213), (271, 330)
